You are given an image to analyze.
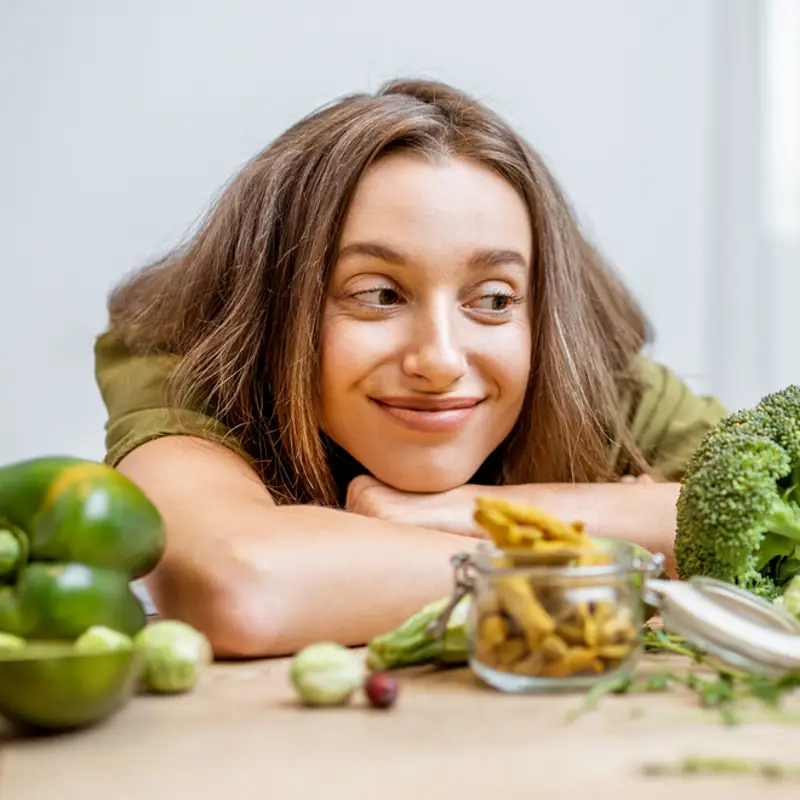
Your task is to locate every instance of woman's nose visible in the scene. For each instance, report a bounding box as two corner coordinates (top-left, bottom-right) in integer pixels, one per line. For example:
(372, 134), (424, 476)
(401, 306), (468, 390)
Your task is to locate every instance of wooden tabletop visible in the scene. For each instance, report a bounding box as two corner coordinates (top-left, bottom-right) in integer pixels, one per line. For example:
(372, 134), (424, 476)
(3, 652), (800, 800)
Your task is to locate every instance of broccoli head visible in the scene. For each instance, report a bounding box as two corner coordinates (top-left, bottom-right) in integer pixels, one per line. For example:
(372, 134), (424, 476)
(674, 384), (800, 600)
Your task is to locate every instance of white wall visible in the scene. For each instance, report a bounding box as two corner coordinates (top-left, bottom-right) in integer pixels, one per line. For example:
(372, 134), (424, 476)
(0, 0), (773, 464)
(763, 0), (800, 396)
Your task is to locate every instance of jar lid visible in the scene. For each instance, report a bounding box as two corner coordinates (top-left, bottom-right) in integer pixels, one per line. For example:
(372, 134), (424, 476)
(645, 577), (800, 678)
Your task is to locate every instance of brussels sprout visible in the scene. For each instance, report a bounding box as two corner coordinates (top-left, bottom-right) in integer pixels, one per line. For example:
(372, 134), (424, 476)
(134, 620), (212, 693)
(0, 632), (26, 652)
(290, 642), (366, 707)
(74, 625), (133, 654)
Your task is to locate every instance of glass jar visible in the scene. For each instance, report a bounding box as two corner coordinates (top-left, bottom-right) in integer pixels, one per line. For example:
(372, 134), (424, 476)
(435, 539), (664, 693)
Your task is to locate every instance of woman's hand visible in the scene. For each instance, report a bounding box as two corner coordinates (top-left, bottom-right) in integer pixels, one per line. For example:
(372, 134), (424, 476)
(345, 475), (487, 538)
(343, 475), (644, 536)
(619, 474), (657, 485)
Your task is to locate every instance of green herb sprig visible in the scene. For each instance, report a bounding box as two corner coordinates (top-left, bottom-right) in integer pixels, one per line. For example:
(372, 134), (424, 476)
(566, 628), (800, 724)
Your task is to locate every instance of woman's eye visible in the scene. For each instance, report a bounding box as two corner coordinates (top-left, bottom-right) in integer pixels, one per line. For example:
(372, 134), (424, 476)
(472, 293), (519, 312)
(355, 287), (401, 306)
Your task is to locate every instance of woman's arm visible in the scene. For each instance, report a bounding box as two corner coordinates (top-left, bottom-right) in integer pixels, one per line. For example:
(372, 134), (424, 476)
(117, 437), (482, 659)
(346, 476), (681, 575)
(487, 480), (680, 575)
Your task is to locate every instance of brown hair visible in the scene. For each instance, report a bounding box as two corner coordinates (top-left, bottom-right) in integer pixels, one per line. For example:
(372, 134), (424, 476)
(106, 78), (653, 505)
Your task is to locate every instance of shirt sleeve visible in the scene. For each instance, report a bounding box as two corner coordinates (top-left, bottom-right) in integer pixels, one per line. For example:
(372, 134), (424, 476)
(93, 331), (251, 467)
(620, 355), (729, 480)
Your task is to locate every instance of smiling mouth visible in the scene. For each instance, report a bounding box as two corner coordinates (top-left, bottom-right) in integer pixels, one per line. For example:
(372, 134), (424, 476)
(370, 397), (484, 433)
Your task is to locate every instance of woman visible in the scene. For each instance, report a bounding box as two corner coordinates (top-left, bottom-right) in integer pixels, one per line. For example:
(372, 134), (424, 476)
(95, 79), (726, 658)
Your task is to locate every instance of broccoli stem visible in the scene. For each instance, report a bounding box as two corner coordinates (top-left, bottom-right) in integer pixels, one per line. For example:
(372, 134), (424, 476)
(763, 495), (800, 541)
(755, 495), (800, 576)
(791, 464), (800, 505)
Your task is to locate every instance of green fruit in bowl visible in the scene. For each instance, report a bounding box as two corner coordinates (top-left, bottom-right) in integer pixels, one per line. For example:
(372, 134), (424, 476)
(0, 641), (143, 732)
(74, 625), (134, 654)
(0, 632), (26, 651)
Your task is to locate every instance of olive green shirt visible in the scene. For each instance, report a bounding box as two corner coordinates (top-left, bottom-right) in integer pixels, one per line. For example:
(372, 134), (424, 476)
(93, 332), (728, 482)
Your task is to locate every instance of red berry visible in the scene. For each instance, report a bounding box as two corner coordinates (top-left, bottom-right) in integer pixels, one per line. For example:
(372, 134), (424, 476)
(365, 671), (398, 709)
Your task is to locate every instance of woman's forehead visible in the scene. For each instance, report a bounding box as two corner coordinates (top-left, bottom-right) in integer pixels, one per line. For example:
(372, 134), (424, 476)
(338, 153), (532, 261)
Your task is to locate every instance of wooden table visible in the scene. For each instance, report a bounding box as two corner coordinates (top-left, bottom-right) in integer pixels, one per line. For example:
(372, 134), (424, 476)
(3, 652), (800, 799)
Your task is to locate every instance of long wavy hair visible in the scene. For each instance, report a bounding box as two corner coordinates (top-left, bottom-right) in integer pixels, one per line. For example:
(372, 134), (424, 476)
(105, 78), (653, 505)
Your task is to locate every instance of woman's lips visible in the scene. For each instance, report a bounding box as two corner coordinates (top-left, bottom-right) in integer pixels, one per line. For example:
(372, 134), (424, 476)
(370, 397), (483, 433)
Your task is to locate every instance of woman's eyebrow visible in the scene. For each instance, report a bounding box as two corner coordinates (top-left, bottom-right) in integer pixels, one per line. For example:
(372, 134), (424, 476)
(337, 242), (406, 265)
(467, 248), (528, 270)
(337, 242), (528, 269)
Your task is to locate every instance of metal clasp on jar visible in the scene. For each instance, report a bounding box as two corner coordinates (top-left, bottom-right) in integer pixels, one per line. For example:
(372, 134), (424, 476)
(425, 552), (476, 639)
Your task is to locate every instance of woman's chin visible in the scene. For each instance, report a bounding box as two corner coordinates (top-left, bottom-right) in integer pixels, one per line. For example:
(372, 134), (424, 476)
(369, 466), (474, 495)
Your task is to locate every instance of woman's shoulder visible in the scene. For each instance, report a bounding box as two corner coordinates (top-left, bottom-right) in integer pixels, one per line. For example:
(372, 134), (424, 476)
(94, 330), (180, 413)
(94, 330), (251, 468)
(618, 353), (729, 480)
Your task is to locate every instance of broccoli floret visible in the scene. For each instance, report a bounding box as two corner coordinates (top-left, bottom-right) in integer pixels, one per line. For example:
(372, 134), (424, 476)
(753, 384), (800, 498)
(674, 385), (800, 600)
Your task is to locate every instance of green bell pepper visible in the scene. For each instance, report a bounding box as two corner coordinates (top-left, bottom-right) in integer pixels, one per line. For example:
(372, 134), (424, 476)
(0, 562), (148, 639)
(0, 456), (164, 578)
(0, 456), (165, 641)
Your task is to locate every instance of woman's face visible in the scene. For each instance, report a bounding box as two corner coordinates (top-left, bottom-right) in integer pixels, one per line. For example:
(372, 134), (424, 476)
(320, 152), (533, 493)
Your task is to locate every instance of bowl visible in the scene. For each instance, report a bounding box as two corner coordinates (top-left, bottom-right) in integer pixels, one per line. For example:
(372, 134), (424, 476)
(0, 641), (143, 732)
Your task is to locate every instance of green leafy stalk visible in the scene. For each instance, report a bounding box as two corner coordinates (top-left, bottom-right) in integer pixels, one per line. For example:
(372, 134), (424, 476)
(366, 596), (469, 671)
(565, 676), (632, 722)
(641, 756), (800, 780)
(643, 630), (750, 681)
(566, 672), (667, 723)
(646, 630), (800, 722)
(643, 630), (703, 661)
(568, 630), (800, 725)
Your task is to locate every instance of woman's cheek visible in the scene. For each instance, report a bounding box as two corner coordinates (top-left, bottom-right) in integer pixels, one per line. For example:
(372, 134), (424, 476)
(473, 319), (532, 395)
(320, 317), (398, 387)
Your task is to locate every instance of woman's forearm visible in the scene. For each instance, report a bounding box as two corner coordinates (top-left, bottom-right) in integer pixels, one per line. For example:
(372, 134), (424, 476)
(117, 437), (478, 658)
(211, 504), (475, 656)
(468, 481), (680, 573)
(347, 473), (681, 568)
